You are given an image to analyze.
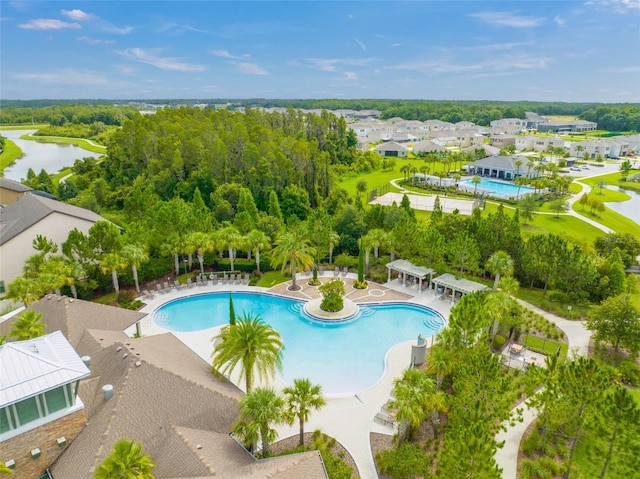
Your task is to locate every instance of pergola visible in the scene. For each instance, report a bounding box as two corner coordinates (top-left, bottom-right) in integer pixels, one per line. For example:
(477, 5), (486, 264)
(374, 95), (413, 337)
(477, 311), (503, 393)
(386, 259), (434, 293)
(431, 273), (489, 304)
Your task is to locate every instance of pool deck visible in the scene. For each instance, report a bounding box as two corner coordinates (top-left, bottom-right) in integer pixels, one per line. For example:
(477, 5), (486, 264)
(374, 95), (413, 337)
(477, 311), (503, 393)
(133, 272), (452, 479)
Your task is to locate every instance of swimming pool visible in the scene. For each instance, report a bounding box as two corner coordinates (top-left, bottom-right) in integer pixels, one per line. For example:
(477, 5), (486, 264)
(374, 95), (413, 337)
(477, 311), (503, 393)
(153, 292), (445, 395)
(461, 178), (535, 198)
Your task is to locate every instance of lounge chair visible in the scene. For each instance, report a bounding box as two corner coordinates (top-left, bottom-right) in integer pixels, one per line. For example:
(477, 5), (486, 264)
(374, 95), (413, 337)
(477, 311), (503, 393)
(142, 289), (154, 299)
(334, 267), (340, 277)
(374, 412), (395, 427)
(163, 281), (170, 291)
(242, 273), (249, 285)
(156, 283), (164, 294)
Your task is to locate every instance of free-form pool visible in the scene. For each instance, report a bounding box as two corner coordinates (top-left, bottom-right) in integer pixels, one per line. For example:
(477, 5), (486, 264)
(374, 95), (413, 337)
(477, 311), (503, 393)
(461, 178), (535, 198)
(153, 292), (445, 395)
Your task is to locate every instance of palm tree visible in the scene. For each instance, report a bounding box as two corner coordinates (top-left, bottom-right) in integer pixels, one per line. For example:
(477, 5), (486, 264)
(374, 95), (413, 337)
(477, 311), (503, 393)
(100, 252), (128, 299)
(514, 158), (523, 176)
(6, 276), (43, 306)
(410, 166), (418, 185)
(94, 439), (155, 479)
(283, 378), (326, 446)
(485, 250), (514, 290)
(471, 175), (481, 196)
(9, 309), (46, 341)
(186, 232), (214, 275)
(211, 313), (283, 392)
(217, 225), (244, 272)
(122, 243), (149, 293)
(245, 229), (271, 273)
(270, 230), (316, 291)
(387, 368), (434, 445)
(232, 387), (285, 457)
(160, 233), (183, 276)
(514, 176), (529, 199)
(327, 230), (340, 265)
(399, 164), (411, 181)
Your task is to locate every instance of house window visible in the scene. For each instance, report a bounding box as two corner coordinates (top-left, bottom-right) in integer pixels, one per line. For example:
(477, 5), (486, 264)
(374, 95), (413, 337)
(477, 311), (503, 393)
(15, 396), (40, 426)
(45, 387), (68, 413)
(0, 407), (14, 433)
(0, 281), (4, 294)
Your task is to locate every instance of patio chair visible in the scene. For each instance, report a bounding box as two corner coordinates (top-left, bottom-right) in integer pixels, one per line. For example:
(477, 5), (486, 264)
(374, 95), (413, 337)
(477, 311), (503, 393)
(334, 267), (340, 277)
(342, 266), (348, 276)
(242, 273), (249, 285)
(156, 283), (164, 294)
(142, 289), (154, 299)
(163, 281), (170, 291)
(374, 412), (395, 427)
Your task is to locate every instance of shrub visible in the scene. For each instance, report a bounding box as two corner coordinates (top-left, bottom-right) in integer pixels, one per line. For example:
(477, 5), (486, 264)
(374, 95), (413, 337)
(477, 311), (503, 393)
(618, 359), (640, 386)
(493, 334), (506, 351)
(376, 442), (432, 479)
(333, 253), (357, 269)
(353, 279), (368, 289)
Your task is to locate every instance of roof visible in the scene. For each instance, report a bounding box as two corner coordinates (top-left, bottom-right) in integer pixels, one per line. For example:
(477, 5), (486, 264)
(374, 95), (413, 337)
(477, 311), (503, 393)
(468, 155), (529, 170)
(386, 259), (434, 279)
(0, 177), (33, 193)
(50, 329), (326, 479)
(432, 273), (489, 294)
(463, 144), (500, 156)
(413, 140), (446, 153)
(0, 194), (106, 245)
(0, 296), (146, 349)
(0, 330), (90, 407)
(374, 141), (408, 152)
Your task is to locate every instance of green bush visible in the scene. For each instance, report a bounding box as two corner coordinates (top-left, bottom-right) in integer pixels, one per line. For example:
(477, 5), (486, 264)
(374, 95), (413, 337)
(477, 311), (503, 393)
(618, 359), (640, 386)
(321, 294), (344, 312)
(493, 334), (507, 351)
(376, 442), (432, 479)
(333, 253), (357, 269)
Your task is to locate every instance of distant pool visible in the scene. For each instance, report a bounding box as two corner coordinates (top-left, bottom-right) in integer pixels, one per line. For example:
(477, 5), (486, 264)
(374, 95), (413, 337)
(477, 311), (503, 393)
(153, 292), (445, 395)
(461, 178), (535, 198)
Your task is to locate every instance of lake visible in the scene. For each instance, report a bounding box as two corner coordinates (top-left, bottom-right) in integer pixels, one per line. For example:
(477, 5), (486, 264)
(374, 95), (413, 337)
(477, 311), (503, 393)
(605, 185), (640, 226)
(1, 129), (103, 181)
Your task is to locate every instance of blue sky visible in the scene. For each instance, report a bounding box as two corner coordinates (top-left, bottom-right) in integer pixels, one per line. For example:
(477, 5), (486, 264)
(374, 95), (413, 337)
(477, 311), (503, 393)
(2, 1), (639, 102)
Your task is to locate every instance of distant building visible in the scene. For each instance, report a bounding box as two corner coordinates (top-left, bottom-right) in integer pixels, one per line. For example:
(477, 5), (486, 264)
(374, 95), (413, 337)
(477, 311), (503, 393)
(537, 120), (597, 133)
(466, 155), (539, 180)
(374, 141), (409, 157)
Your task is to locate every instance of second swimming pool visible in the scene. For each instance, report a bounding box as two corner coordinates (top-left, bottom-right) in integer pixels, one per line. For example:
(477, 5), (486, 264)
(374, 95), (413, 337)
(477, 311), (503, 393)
(153, 292), (445, 395)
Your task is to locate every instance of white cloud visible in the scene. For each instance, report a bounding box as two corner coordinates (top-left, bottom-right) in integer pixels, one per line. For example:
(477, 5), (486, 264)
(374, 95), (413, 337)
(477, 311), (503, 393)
(355, 38), (366, 52)
(468, 11), (546, 28)
(587, 0), (640, 13)
(389, 55), (550, 75)
(233, 62), (267, 75)
(212, 49), (249, 59)
(13, 69), (107, 84)
(100, 23), (133, 35)
(554, 15), (566, 27)
(118, 48), (206, 72)
(77, 36), (115, 45)
(61, 9), (95, 21)
(305, 57), (374, 72)
(344, 71), (358, 80)
(19, 18), (80, 30)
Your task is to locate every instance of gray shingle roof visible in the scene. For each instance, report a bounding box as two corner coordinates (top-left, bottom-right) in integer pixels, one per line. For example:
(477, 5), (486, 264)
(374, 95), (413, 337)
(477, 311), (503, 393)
(0, 177), (33, 193)
(0, 194), (106, 245)
(468, 155), (529, 170)
(0, 296), (146, 349)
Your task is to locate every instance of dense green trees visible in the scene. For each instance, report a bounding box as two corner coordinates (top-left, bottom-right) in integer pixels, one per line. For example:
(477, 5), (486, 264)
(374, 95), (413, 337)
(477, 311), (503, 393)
(587, 293), (640, 353)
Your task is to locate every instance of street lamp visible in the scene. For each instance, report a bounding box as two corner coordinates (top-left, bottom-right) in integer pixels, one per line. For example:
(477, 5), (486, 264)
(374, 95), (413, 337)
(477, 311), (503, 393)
(183, 258), (188, 275)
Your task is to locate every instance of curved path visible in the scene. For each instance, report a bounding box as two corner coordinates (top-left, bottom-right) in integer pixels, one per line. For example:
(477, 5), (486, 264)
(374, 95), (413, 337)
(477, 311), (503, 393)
(494, 301), (592, 478)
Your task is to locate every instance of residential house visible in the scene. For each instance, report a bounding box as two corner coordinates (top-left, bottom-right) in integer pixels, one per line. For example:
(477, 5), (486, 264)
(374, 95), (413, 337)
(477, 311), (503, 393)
(374, 141), (409, 157)
(490, 118), (527, 132)
(0, 178), (33, 206)
(0, 195), (108, 293)
(1, 297), (329, 479)
(412, 141), (447, 156)
(489, 135), (517, 149)
(0, 331), (91, 479)
(568, 140), (611, 159)
(537, 120), (597, 133)
(463, 144), (500, 158)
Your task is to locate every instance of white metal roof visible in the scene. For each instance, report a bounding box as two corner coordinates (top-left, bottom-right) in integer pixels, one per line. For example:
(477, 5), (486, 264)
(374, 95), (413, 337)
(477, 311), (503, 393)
(386, 259), (434, 279)
(0, 330), (90, 407)
(432, 273), (489, 294)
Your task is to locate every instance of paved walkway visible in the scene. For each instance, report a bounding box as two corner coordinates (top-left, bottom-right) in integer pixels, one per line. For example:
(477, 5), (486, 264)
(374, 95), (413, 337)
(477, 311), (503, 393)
(134, 272), (452, 479)
(494, 301), (591, 478)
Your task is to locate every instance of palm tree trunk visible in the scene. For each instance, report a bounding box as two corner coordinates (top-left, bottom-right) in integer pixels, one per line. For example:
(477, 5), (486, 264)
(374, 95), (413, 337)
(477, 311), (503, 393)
(229, 247), (235, 271)
(256, 249), (261, 273)
(198, 253), (205, 274)
(112, 270), (120, 299)
(174, 254), (180, 276)
(493, 272), (501, 290)
(329, 247), (334, 264)
(365, 250), (370, 273)
(70, 283), (78, 299)
(299, 417), (305, 446)
(132, 265), (140, 293)
(291, 265), (298, 289)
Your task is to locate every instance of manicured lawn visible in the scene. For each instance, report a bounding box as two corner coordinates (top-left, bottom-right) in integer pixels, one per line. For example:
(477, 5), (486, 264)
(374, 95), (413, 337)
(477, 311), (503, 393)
(580, 170), (640, 193)
(256, 271), (289, 287)
(571, 201), (640, 237)
(520, 215), (605, 244)
(52, 167), (73, 184)
(0, 138), (23, 173)
(568, 182), (582, 194)
(521, 335), (568, 359)
(0, 124), (49, 130)
(20, 132), (107, 154)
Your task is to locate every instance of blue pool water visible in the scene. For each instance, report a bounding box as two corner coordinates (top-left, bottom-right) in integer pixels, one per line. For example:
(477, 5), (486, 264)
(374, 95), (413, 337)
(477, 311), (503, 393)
(153, 292), (445, 395)
(461, 178), (535, 198)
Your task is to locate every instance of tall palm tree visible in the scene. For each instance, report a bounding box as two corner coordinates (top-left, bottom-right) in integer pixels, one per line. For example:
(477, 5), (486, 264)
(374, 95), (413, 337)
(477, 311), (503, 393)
(186, 232), (214, 275)
(485, 250), (514, 290)
(122, 243), (149, 293)
(217, 225), (244, 272)
(387, 368), (435, 446)
(232, 387), (285, 457)
(6, 276), (43, 306)
(283, 378), (326, 446)
(327, 230), (340, 265)
(245, 229), (271, 273)
(270, 230), (316, 291)
(471, 175), (481, 196)
(160, 233), (183, 276)
(9, 309), (46, 341)
(94, 439), (155, 479)
(100, 251), (128, 299)
(211, 313), (283, 392)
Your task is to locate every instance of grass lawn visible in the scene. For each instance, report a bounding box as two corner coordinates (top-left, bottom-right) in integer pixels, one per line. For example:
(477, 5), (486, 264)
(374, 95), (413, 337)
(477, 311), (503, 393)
(571, 201), (640, 237)
(516, 286), (589, 319)
(0, 138), (23, 173)
(579, 170), (640, 193)
(0, 124), (49, 130)
(20, 132), (107, 154)
(52, 167), (73, 185)
(256, 271), (289, 288)
(520, 214), (605, 244)
(568, 182), (583, 194)
(521, 335), (568, 359)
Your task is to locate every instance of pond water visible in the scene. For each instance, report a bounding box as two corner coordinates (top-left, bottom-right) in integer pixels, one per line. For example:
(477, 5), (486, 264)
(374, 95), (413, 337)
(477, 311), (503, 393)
(605, 185), (640, 226)
(1, 129), (103, 181)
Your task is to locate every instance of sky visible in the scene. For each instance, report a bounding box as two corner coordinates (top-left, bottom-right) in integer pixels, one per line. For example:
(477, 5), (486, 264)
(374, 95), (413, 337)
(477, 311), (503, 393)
(1, 1), (640, 102)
